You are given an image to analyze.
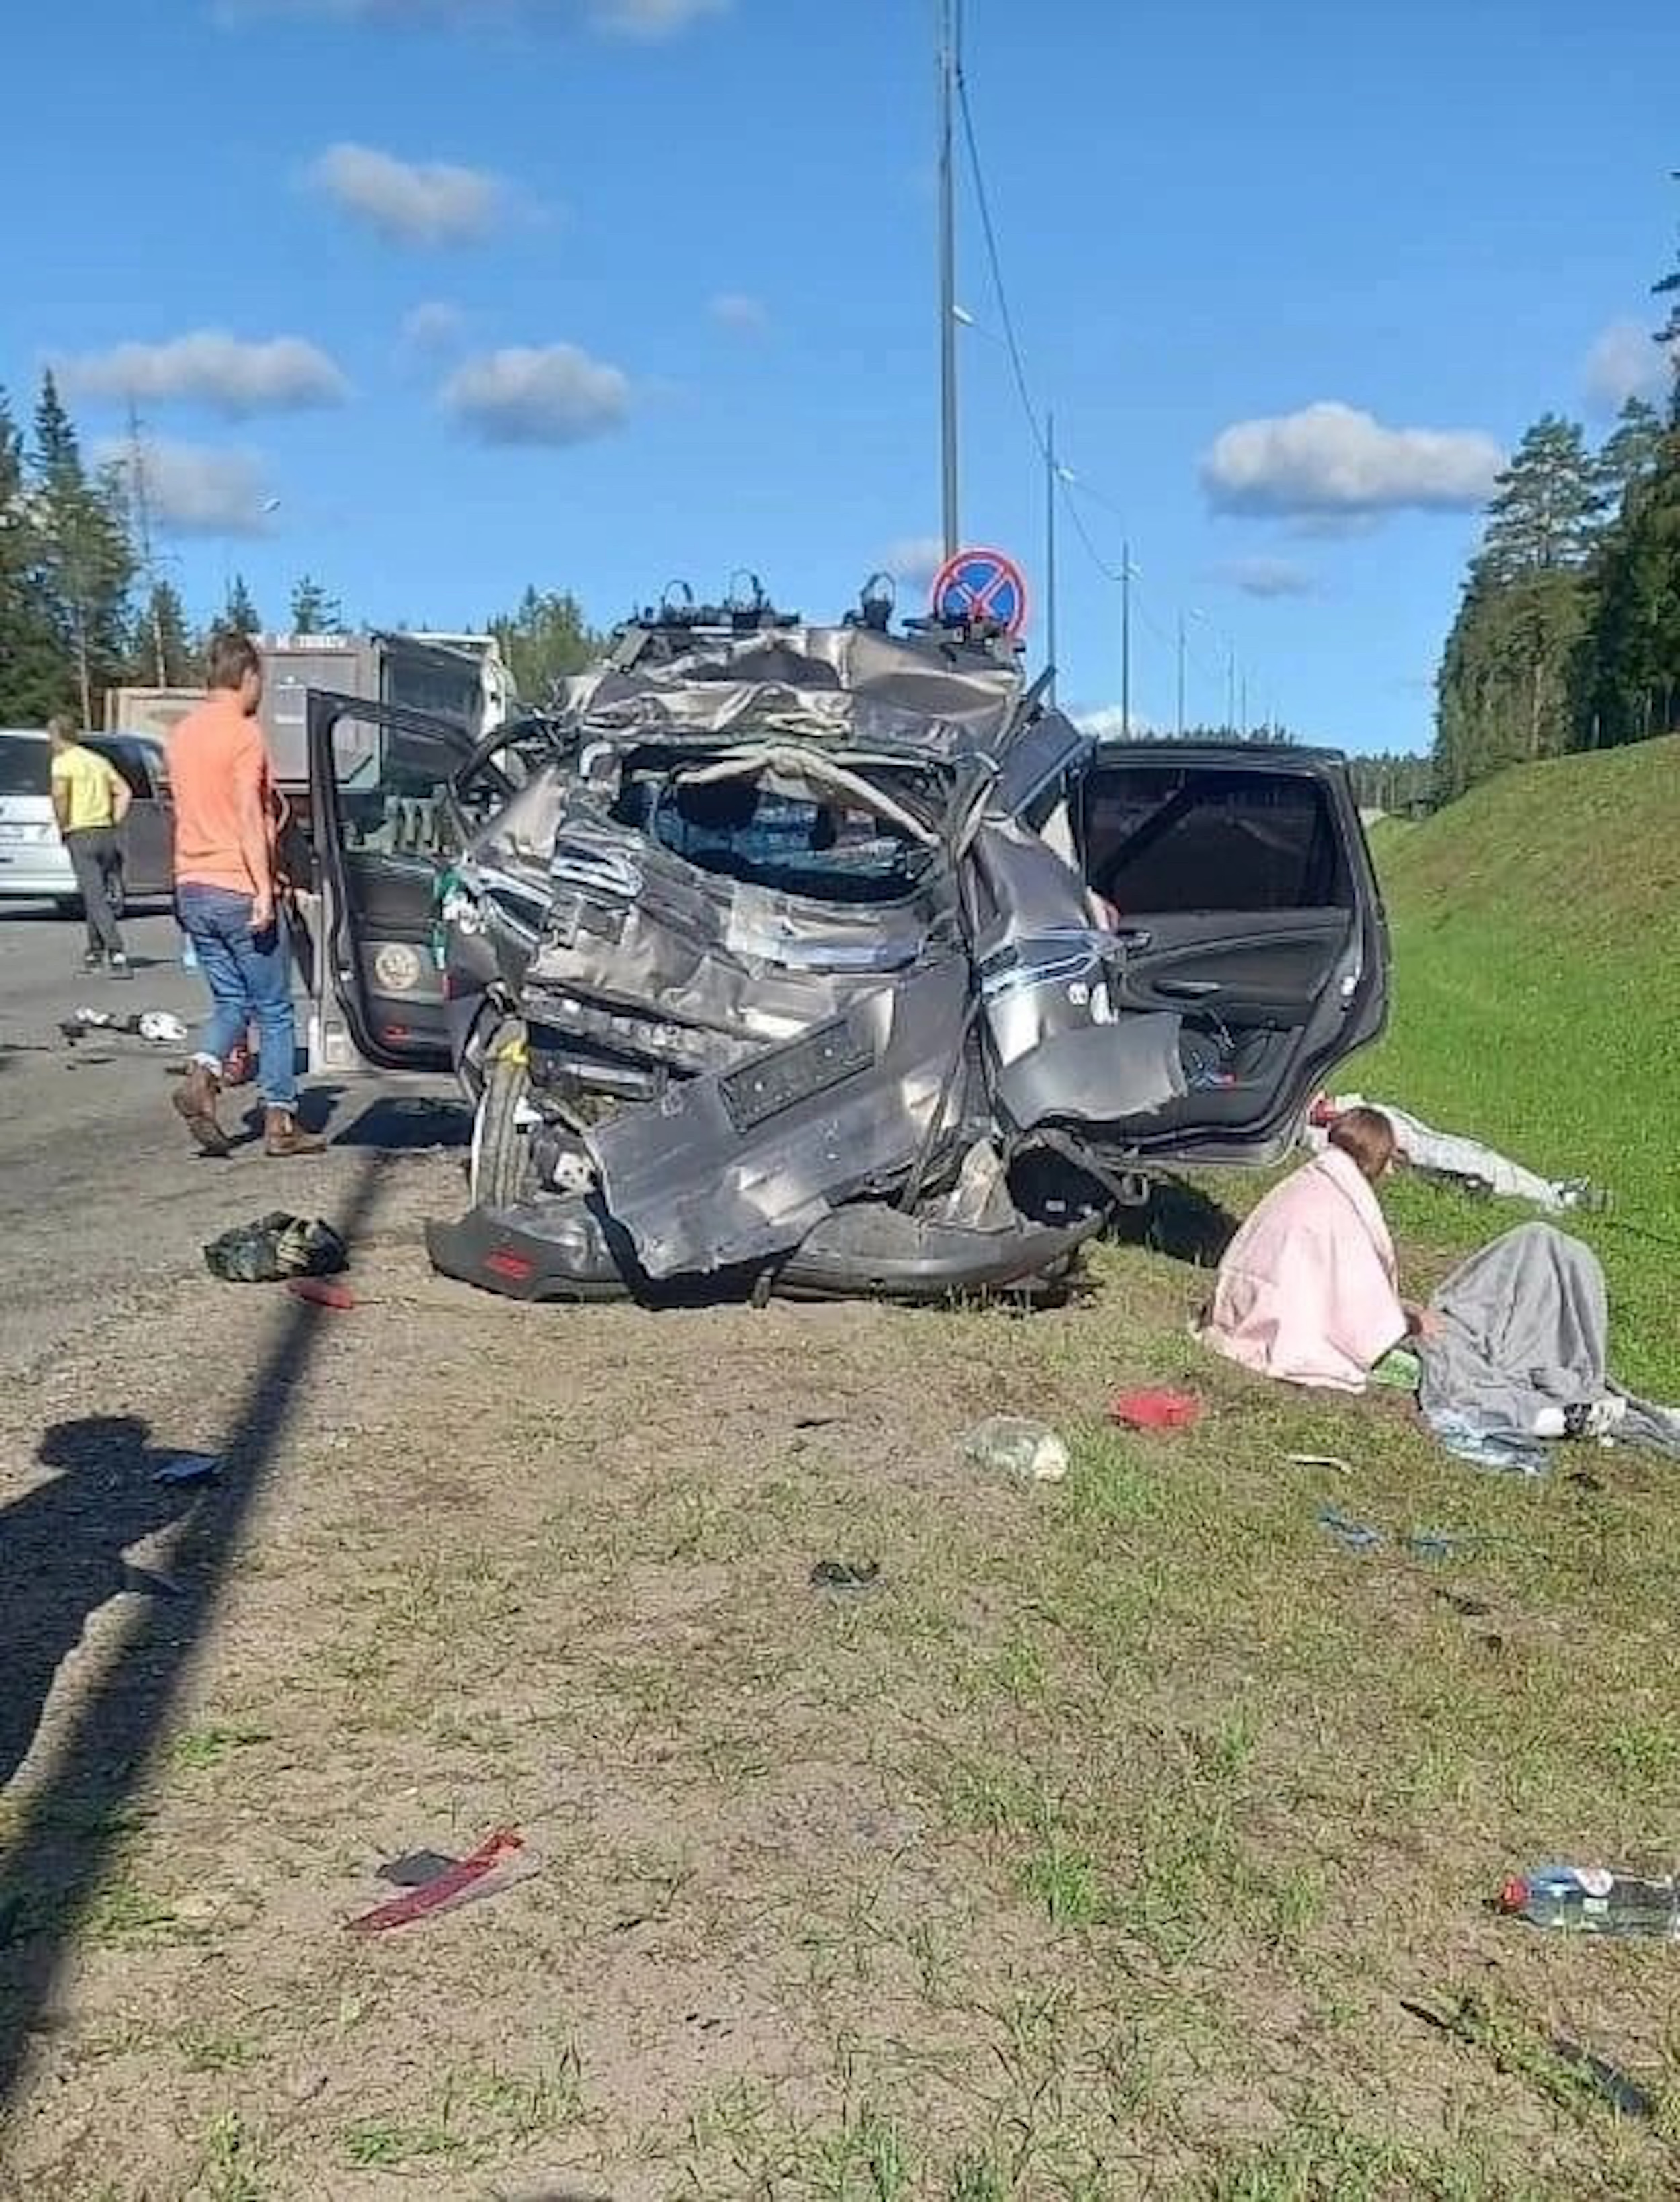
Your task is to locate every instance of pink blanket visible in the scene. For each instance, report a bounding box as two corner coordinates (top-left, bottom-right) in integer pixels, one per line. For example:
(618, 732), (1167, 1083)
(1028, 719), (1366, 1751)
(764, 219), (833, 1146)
(1200, 1145), (1406, 1392)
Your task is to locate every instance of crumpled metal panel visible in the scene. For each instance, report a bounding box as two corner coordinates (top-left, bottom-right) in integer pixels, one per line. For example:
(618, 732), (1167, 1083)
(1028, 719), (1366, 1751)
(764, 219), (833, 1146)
(550, 624), (1025, 759)
(966, 818), (1128, 1067)
(586, 962), (970, 1278)
(516, 811), (956, 1081)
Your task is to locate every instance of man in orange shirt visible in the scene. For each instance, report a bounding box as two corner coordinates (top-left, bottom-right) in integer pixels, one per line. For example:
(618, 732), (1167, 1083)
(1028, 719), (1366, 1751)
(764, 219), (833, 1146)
(168, 630), (323, 1159)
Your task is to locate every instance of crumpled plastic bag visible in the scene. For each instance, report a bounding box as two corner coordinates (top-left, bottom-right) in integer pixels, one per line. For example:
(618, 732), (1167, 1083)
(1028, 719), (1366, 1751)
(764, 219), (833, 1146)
(203, 1212), (349, 1285)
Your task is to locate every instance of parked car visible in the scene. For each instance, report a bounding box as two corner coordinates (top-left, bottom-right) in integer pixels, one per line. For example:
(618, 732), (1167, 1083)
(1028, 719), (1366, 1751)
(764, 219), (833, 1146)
(302, 593), (1390, 1305)
(0, 728), (175, 915)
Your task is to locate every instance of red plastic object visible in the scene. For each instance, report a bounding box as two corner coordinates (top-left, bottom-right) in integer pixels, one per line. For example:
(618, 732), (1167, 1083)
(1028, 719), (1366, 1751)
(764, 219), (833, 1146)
(346, 1828), (525, 1934)
(1109, 1388), (1202, 1431)
(286, 1279), (355, 1310)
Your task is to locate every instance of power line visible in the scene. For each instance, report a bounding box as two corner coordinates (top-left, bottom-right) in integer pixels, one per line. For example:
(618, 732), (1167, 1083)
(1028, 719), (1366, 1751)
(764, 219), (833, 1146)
(954, 58), (1047, 466)
(952, 54), (1263, 730)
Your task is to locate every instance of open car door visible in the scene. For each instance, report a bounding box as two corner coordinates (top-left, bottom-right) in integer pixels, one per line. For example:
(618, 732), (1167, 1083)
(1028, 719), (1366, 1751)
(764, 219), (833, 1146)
(1073, 745), (1388, 1166)
(304, 690), (517, 1075)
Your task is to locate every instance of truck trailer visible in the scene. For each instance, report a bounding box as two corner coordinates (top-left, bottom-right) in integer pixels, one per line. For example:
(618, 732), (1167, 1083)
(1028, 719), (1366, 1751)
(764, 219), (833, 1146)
(108, 628), (516, 839)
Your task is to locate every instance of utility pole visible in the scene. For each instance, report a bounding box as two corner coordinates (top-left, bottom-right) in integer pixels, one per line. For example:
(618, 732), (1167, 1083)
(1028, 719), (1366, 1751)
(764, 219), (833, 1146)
(1044, 410), (1058, 700)
(1120, 538), (1132, 738)
(1175, 610), (1187, 737)
(1225, 644), (1237, 736)
(1238, 673), (1248, 737)
(127, 398), (166, 689)
(937, 0), (960, 558)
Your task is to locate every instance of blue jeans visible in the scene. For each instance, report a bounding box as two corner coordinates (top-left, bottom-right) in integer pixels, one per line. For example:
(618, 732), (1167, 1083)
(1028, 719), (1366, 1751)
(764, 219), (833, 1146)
(176, 882), (298, 1109)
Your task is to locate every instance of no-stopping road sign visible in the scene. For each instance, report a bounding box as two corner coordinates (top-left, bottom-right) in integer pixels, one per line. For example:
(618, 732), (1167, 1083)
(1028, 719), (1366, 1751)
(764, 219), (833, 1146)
(931, 545), (1029, 637)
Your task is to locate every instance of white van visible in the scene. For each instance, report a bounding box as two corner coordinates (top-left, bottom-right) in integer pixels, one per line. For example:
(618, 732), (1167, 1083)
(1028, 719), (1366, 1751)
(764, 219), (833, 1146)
(0, 728), (175, 914)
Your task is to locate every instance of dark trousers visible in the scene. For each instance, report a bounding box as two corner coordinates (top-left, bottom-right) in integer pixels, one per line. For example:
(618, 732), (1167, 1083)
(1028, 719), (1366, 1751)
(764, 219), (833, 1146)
(64, 828), (124, 958)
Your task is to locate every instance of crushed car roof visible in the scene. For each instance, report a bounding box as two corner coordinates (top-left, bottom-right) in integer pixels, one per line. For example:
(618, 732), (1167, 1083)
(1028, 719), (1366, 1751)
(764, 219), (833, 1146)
(546, 620), (1040, 764)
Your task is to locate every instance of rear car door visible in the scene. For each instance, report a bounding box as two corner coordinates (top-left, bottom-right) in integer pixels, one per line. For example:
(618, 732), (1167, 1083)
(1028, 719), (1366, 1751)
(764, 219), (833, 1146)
(87, 738), (172, 898)
(304, 691), (515, 1074)
(1073, 744), (1388, 1164)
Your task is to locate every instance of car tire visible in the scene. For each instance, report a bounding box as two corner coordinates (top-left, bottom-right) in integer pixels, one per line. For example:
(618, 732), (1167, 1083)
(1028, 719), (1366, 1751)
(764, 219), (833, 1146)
(469, 1023), (540, 1208)
(54, 896), (82, 920)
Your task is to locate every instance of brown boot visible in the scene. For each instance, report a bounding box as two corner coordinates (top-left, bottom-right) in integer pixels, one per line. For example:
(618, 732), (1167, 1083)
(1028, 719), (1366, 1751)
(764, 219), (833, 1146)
(265, 1107), (326, 1158)
(173, 1060), (232, 1156)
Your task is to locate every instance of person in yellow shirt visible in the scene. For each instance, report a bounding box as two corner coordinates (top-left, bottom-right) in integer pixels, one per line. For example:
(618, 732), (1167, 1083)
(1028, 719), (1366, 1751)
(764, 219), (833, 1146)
(48, 717), (133, 976)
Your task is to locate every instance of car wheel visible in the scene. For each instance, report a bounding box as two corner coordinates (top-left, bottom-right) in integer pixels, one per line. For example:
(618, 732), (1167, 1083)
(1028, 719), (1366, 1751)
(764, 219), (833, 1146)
(54, 896), (83, 920)
(469, 1023), (540, 1208)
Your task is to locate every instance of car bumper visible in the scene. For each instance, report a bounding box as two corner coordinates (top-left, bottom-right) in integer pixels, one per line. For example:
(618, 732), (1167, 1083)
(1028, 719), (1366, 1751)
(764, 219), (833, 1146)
(425, 1192), (1104, 1308)
(0, 849), (75, 898)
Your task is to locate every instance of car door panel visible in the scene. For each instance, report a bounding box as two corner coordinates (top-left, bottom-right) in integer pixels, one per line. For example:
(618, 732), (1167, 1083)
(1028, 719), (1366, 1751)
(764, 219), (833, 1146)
(1109, 912), (1352, 1027)
(89, 740), (170, 896)
(124, 751), (173, 896)
(306, 691), (491, 1074)
(1073, 750), (1388, 1162)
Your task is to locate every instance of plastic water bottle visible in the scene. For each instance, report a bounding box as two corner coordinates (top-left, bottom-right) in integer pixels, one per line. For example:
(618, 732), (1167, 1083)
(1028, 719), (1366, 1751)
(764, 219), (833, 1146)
(1499, 1865), (1680, 1939)
(961, 1417), (1069, 1483)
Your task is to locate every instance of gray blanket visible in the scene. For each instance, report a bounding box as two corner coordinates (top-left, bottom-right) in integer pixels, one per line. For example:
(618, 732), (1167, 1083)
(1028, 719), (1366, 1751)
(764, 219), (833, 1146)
(1419, 1223), (1680, 1459)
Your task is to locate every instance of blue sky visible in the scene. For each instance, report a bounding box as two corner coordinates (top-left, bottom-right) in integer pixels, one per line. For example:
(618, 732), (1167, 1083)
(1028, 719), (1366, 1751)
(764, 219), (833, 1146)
(3, 0), (1676, 753)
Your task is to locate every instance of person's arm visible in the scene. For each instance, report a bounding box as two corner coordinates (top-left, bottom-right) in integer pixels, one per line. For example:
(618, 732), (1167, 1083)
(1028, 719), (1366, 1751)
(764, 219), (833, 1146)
(106, 759), (133, 826)
(230, 728), (276, 928)
(49, 761), (71, 835)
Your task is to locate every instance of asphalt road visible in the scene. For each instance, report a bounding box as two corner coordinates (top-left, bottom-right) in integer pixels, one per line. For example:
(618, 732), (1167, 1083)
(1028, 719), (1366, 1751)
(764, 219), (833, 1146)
(0, 900), (466, 1382)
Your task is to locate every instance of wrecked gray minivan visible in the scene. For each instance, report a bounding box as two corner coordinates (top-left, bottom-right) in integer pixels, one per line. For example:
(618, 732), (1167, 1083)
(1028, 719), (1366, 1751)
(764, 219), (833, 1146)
(304, 592), (1388, 1303)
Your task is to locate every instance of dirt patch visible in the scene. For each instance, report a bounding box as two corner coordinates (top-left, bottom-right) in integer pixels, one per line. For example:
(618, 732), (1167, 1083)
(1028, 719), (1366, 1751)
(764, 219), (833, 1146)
(3, 1155), (1679, 2198)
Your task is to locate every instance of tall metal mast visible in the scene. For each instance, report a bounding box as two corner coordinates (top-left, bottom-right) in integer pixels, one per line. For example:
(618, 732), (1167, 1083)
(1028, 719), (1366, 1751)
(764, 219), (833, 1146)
(937, 0), (960, 558)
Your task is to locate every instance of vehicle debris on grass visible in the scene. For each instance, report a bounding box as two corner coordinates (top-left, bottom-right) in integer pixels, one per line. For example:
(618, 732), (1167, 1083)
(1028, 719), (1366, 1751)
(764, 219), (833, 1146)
(346, 1828), (538, 1934)
(961, 1416), (1069, 1481)
(1109, 1386), (1201, 1431)
(202, 1213), (349, 1285)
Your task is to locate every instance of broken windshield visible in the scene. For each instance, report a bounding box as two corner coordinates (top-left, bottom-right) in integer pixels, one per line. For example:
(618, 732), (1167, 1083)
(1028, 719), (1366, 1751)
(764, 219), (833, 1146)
(611, 771), (936, 906)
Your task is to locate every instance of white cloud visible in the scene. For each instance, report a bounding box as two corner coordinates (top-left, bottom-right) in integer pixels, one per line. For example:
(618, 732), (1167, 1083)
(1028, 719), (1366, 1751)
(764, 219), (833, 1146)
(442, 343), (631, 445)
(218, 0), (727, 35)
(1213, 556), (1318, 601)
(1073, 704), (1157, 741)
(1582, 317), (1670, 417)
(1201, 400), (1503, 520)
(308, 143), (506, 245)
(60, 331), (349, 417)
(882, 535), (946, 591)
(708, 291), (769, 336)
(591, 0), (726, 36)
(399, 299), (466, 353)
(101, 438), (278, 537)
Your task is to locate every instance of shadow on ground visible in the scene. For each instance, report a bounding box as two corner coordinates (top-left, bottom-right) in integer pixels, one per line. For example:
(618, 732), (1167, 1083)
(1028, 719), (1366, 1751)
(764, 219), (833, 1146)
(1109, 1177), (1241, 1269)
(0, 1154), (386, 2100)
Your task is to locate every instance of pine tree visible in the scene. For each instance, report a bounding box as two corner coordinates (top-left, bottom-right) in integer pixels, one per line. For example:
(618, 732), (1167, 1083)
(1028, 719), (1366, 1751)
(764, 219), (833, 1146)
(129, 577), (197, 688)
(1583, 425), (1680, 747)
(30, 370), (136, 725)
(222, 572), (261, 633)
(1595, 397), (1665, 519)
(1581, 184), (1680, 745)
(487, 585), (605, 703)
(288, 574), (344, 634)
(0, 383), (66, 721)
(1656, 171), (1680, 427)
(1475, 414), (1605, 583)
(1436, 415), (1603, 773)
